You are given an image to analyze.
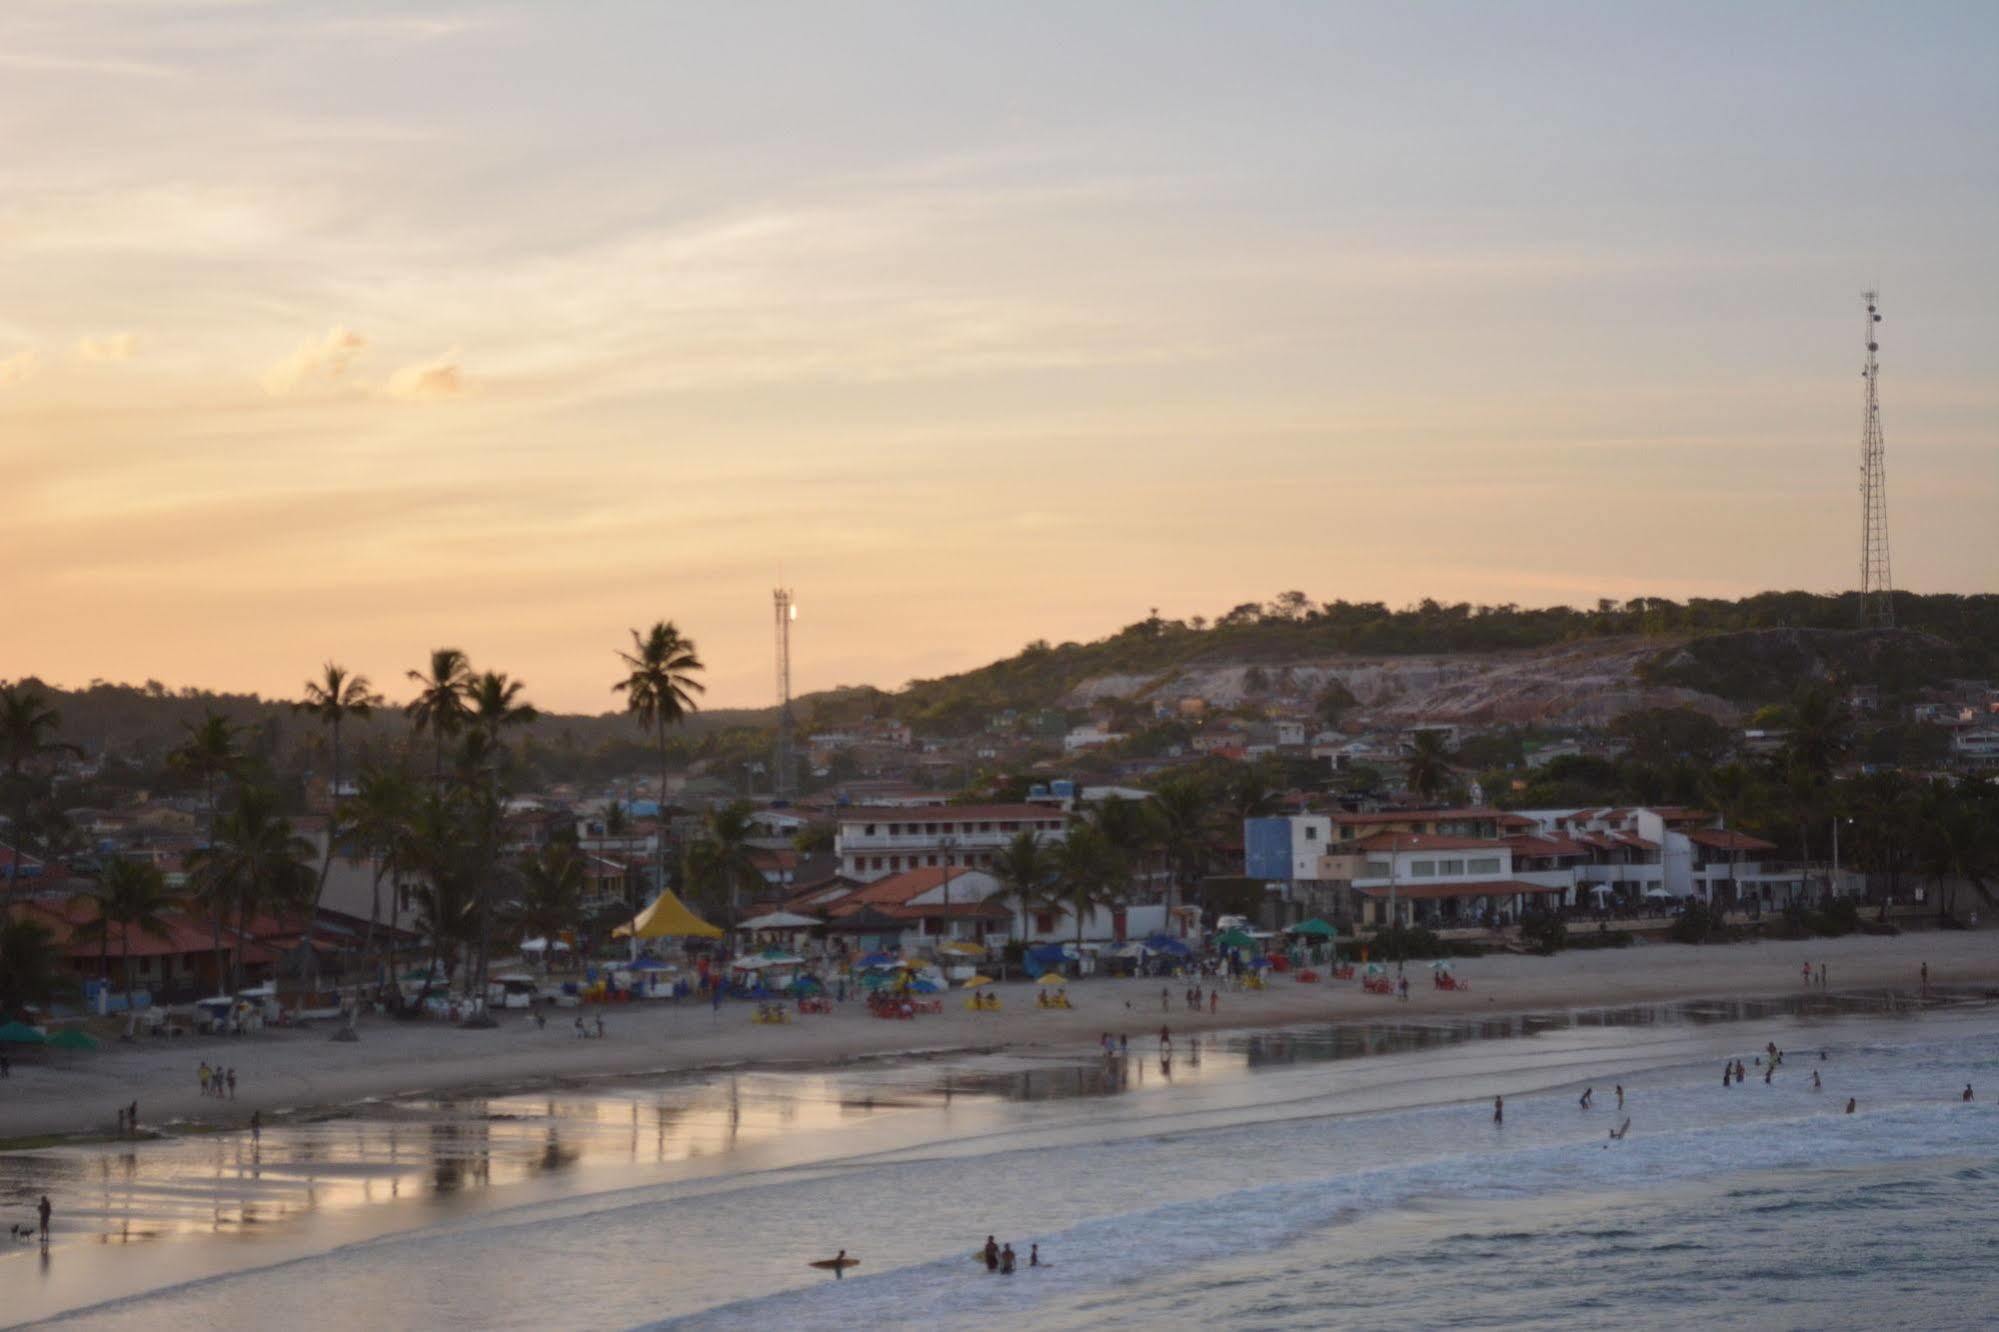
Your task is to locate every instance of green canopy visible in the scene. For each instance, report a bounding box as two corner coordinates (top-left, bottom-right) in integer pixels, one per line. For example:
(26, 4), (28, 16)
(47, 1029), (99, 1051)
(0, 1021), (47, 1045)
(1214, 929), (1256, 950)
(1287, 918), (1337, 939)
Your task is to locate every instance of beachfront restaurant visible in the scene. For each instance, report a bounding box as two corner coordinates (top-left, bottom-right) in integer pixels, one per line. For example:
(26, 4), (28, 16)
(1353, 880), (1567, 930)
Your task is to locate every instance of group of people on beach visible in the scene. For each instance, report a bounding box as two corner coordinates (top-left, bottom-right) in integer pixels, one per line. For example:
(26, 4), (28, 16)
(981, 1234), (1042, 1276)
(1168, 985), (1221, 1014)
(196, 1062), (237, 1099)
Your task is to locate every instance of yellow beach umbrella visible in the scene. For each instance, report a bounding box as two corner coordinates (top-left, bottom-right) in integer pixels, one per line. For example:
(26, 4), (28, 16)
(961, 974), (994, 988)
(1036, 973), (1065, 986)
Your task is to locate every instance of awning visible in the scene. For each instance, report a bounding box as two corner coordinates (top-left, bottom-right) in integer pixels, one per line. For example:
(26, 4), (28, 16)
(739, 911), (821, 931)
(613, 890), (723, 940)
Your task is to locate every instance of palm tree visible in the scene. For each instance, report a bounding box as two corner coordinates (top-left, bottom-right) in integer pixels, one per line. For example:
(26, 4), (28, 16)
(189, 787), (316, 993)
(294, 663), (385, 972)
(989, 829), (1054, 944)
(460, 671), (537, 1011)
(1406, 731), (1452, 800)
(1053, 823), (1127, 950)
(506, 845), (583, 973)
(88, 860), (176, 1006)
(405, 648), (474, 780)
(685, 801), (764, 929)
(397, 786), (476, 999)
(1146, 774), (1214, 921)
(0, 683), (81, 889)
(169, 712), (243, 982)
(1087, 794), (1156, 921)
(613, 622), (705, 899)
(0, 911), (65, 1014)
(346, 765), (417, 987)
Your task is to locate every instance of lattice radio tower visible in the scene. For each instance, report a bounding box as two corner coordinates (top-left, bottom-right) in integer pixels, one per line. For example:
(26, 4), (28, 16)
(773, 588), (796, 797)
(1857, 292), (1893, 628)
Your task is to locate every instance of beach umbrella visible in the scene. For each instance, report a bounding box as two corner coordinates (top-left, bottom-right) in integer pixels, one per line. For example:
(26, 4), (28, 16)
(739, 911), (821, 931)
(857, 951), (896, 968)
(1036, 973), (1065, 986)
(47, 1029), (99, 1051)
(938, 940), (986, 957)
(0, 1021), (46, 1045)
(1215, 929), (1256, 951)
(961, 974), (994, 988)
(1287, 918), (1337, 939)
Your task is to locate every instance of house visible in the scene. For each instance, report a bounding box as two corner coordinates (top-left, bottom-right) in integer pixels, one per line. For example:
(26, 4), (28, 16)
(1952, 727), (1999, 764)
(823, 866), (1012, 946)
(833, 804), (1067, 883)
(1063, 723), (1124, 753)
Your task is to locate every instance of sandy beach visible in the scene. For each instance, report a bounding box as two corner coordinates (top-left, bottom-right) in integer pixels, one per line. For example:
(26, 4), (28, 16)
(4, 929), (1992, 1144)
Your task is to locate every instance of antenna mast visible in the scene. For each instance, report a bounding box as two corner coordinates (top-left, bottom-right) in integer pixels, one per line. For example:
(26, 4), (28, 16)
(773, 588), (795, 797)
(1858, 292), (1893, 628)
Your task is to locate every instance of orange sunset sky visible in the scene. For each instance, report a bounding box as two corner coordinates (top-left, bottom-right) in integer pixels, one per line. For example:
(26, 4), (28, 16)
(4, 2), (1996, 712)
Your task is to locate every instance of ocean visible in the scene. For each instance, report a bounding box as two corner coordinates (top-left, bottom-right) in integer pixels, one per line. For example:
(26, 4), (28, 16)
(6, 992), (1998, 1330)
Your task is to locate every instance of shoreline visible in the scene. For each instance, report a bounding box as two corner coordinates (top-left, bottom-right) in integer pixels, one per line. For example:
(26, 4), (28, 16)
(5, 929), (1993, 1147)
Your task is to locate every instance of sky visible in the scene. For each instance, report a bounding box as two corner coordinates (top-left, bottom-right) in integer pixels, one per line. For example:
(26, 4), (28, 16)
(3, 1), (1996, 713)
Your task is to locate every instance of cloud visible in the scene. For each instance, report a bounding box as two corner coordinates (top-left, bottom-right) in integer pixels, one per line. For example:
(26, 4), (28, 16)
(0, 349), (40, 387)
(261, 326), (365, 395)
(385, 350), (466, 400)
(76, 332), (139, 363)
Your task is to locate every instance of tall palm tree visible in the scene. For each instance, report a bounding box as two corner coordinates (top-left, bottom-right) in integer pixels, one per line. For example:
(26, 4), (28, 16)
(613, 622), (705, 900)
(687, 800), (764, 929)
(506, 845), (583, 974)
(1405, 731), (1452, 800)
(189, 787), (316, 993)
(990, 829), (1054, 944)
(405, 648), (474, 780)
(1146, 774), (1214, 922)
(1087, 794), (1156, 914)
(169, 712), (243, 983)
(1054, 822), (1127, 950)
(294, 663), (385, 971)
(346, 765), (417, 989)
(87, 859), (176, 1006)
(397, 786), (476, 999)
(460, 671), (537, 1010)
(0, 683), (81, 889)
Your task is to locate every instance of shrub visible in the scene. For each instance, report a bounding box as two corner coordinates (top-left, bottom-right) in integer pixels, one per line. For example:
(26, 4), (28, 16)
(1520, 912), (1569, 956)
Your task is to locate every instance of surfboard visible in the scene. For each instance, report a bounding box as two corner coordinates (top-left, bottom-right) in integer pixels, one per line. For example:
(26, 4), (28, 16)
(810, 1257), (860, 1271)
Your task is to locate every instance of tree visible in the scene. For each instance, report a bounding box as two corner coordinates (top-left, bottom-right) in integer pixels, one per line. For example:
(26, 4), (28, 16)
(88, 859), (175, 1004)
(989, 829), (1055, 943)
(1917, 782), (1997, 918)
(1, 683), (80, 890)
(1053, 823), (1127, 947)
(683, 801), (764, 928)
(614, 622), (705, 901)
(346, 765), (417, 984)
(293, 663), (385, 976)
(0, 911), (65, 1015)
(169, 712), (243, 984)
(461, 671), (538, 1009)
(398, 786), (478, 996)
(405, 648), (474, 780)
(1785, 685), (1851, 781)
(1702, 762), (1759, 906)
(188, 787), (316, 994)
(1146, 774), (1214, 919)
(506, 845), (583, 972)
(1406, 731), (1453, 800)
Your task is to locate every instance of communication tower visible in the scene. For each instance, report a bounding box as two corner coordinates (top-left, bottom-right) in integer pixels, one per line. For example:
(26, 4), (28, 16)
(1858, 292), (1893, 628)
(773, 588), (796, 797)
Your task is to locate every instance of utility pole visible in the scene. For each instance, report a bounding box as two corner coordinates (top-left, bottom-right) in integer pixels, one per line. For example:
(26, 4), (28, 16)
(773, 589), (796, 798)
(1858, 293), (1894, 628)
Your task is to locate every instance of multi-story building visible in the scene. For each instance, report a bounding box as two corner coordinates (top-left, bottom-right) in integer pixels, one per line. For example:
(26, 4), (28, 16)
(833, 804), (1067, 883)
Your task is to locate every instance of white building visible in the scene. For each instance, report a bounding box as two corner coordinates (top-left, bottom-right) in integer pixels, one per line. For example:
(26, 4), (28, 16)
(833, 803), (1067, 883)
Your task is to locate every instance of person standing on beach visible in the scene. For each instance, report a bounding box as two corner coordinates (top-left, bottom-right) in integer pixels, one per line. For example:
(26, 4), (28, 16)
(198, 1062), (211, 1096)
(1493, 1095), (1504, 1125)
(226, 1068), (237, 1099)
(129, 1101), (137, 1133)
(1615, 1085), (1625, 1110)
(251, 1110), (261, 1142)
(37, 1195), (51, 1243)
(1160, 1025), (1171, 1049)
(1209, 989), (1218, 1014)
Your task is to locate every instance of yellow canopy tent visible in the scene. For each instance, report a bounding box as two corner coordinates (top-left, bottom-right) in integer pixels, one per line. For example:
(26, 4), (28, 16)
(613, 890), (723, 940)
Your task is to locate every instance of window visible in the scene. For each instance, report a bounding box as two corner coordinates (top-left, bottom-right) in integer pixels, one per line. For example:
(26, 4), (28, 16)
(1468, 857), (1501, 875)
(1410, 860), (1438, 877)
(1035, 911), (1057, 934)
(1439, 859), (1465, 876)
(864, 824), (877, 836)
(925, 854), (937, 867)
(890, 856), (903, 871)
(1363, 860), (1392, 878)
(1304, 827), (1318, 841)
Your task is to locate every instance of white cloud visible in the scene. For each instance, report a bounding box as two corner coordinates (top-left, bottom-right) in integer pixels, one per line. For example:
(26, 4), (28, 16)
(0, 349), (41, 387)
(261, 326), (365, 395)
(385, 350), (466, 400)
(76, 332), (139, 363)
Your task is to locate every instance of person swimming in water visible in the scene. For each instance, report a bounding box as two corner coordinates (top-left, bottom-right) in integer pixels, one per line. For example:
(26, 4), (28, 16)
(1030, 1243), (1041, 1267)
(1812, 1070), (1822, 1091)
(1845, 1098), (1857, 1114)
(1000, 1244), (1017, 1275)
(1964, 1084), (1975, 1102)
(1615, 1084), (1624, 1110)
(1723, 1063), (1733, 1087)
(984, 1235), (999, 1271)
(1493, 1095), (1504, 1125)
(1580, 1087), (1593, 1110)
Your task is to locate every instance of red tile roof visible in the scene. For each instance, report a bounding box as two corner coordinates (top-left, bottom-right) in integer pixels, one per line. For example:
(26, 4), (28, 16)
(826, 866), (987, 915)
(1684, 828), (1777, 852)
